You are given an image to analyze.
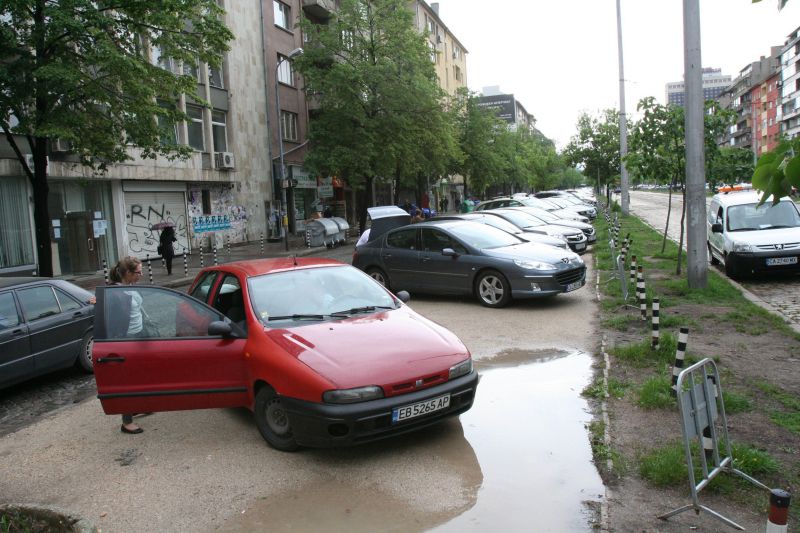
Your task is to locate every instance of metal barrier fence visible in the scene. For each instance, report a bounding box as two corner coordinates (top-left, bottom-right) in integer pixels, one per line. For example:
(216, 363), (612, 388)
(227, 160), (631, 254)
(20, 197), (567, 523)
(657, 358), (769, 530)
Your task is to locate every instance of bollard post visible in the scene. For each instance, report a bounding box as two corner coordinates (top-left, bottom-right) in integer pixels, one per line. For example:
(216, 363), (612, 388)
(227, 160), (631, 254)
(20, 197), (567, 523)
(146, 254), (153, 284)
(637, 266), (647, 321)
(260, 232), (264, 255)
(227, 234), (231, 257)
(183, 248), (188, 277)
(103, 259), (109, 285)
(213, 244), (218, 266)
(651, 297), (660, 349)
(629, 255), (637, 291)
(306, 227), (311, 248)
(766, 489), (791, 533)
(671, 327), (689, 396)
(199, 242), (204, 269)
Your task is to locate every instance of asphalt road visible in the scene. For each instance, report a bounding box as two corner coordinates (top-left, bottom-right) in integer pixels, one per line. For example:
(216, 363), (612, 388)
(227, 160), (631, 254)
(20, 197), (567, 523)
(0, 241), (604, 532)
(626, 190), (800, 330)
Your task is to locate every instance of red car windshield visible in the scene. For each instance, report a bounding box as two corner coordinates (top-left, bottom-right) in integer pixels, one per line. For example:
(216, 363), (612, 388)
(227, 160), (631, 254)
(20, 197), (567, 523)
(247, 265), (397, 323)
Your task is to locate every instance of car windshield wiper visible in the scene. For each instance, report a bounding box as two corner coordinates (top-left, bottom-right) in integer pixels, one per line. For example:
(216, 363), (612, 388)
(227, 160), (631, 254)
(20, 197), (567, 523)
(267, 314), (327, 321)
(330, 305), (394, 317)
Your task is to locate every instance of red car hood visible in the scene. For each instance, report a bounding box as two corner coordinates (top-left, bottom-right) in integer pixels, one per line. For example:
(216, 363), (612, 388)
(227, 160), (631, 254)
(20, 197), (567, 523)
(265, 307), (470, 391)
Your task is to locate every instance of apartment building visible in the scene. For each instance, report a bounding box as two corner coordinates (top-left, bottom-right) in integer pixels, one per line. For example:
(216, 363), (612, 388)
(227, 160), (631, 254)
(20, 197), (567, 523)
(719, 51), (781, 151)
(780, 27), (800, 140)
(752, 71), (783, 156)
(411, 1), (469, 96)
(0, 2), (272, 276)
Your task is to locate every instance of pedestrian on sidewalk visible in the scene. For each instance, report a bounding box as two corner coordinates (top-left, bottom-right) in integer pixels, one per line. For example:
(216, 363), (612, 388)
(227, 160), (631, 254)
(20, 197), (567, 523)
(108, 256), (148, 434)
(158, 226), (177, 275)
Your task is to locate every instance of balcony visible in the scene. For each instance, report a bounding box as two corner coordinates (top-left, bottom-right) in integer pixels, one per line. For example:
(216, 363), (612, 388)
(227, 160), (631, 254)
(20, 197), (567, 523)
(302, 0), (335, 20)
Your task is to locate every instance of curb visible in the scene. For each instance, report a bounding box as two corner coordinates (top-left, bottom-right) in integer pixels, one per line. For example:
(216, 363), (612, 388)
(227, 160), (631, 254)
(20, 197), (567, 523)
(595, 260), (612, 533)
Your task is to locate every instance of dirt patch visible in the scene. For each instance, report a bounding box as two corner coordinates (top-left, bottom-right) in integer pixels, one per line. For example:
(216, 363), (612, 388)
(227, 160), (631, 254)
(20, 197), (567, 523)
(597, 271), (800, 531)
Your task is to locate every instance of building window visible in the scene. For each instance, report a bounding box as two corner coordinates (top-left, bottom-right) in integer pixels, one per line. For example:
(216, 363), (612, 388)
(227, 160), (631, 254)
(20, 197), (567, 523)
(211, 110), (227, 152)
(157, 102), (178, 146)
(274, 0), (291, 30)
(454, 65), (462, 82)
(150, 44), (174, 72)
(201, 189), (212, 214)
(277, 54), (294, 85)
(428, 41), (436, 63)
(280, 110), (298, 142)
(183, 60), (199, 80)
(208, 61), (224, 89)
(453, 45), (461, 60)
(186, 104), (205, 151)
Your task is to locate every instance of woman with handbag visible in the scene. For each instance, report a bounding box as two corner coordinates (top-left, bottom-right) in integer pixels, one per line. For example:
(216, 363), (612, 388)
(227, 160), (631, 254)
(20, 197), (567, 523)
(158, 225), (177, 275)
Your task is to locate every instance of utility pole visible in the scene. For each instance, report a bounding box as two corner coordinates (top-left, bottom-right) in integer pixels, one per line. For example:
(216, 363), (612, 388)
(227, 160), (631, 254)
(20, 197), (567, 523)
(616, 0), (630, 215)
(683, 0), (708, 288)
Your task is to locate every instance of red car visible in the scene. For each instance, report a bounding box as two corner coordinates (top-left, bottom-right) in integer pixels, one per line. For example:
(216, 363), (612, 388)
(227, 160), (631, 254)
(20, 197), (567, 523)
(92, 258), (478, 451)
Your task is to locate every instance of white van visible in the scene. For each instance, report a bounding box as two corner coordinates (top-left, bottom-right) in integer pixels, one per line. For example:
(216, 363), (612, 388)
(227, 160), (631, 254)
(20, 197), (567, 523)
(707, 190), (800, 279)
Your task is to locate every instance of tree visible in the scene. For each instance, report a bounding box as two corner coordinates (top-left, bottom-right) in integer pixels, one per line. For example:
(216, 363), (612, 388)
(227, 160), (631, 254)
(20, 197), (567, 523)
(0, 1), (232, 277)
(709, 147), (755, 192)
(563, 110), (620, 197)
(627, 97), (733, 272)
(448, 88), (507, 199)
(295, 0), (454, 230)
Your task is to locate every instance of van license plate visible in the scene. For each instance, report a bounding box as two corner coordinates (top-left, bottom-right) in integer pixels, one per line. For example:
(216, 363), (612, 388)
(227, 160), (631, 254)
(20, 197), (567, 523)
(766, 257), (797, 266)
(392, 394), (450, 424)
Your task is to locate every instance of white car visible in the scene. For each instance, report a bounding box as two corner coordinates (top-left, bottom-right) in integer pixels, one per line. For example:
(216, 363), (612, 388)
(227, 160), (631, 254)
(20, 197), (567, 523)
(707, 190), (800, 279)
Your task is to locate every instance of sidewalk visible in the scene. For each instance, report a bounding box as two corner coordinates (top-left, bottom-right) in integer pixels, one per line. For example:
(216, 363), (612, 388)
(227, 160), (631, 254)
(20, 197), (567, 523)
(63, 234), (322, 292)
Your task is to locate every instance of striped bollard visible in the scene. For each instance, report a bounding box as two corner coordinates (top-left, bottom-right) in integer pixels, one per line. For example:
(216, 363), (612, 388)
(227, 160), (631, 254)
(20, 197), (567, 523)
(103, 259), (109, 285)
(146, 254), (153, 284)
(671, 327), (689, 396)
(306, 227), (311, 248)
(651, 297), (660, 349)
(227, 234), (231, 257)
(260, 232), (264, 255)
(629, 255), (637, 291)
(183, 248), (188, 277)
(637, 266), (647, 321)
(766, 489), (790, 533)
(213, 244), (218, 266)
(199, 242), (204, 269)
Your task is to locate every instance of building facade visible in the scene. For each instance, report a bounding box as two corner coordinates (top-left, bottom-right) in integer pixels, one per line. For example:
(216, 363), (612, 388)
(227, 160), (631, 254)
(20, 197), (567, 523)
(665, 68), (731, 107)
(780, 27), (800, 140)
(411, 1), (469, 97)
(752, 71), (782, 156)
(0, 1), (272, 276)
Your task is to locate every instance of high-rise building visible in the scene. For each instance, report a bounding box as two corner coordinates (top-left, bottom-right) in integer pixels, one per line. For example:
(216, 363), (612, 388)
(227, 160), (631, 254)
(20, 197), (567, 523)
(665, 68), (731, 107)
(779, 26), (800, 140)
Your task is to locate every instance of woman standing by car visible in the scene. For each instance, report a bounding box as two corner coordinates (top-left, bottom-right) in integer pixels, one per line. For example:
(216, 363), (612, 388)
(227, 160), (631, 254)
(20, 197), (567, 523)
(108, 256), (147, 434)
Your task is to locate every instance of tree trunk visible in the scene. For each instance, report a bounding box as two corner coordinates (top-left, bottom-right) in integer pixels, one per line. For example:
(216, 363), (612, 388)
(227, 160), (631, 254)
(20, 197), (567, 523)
(31, 144), (53, 277)
(662, 178), (675, 254)
(676, 188), (687, 275)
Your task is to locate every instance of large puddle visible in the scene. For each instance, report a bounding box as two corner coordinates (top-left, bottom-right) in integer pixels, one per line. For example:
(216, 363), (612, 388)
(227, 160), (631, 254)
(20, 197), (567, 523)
(216, 350), (603, 532)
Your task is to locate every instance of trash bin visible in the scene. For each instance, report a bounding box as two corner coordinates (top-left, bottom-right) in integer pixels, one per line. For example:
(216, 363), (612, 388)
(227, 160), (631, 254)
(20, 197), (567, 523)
(331, 217), (350, 245)
(306, 218), (340, 247)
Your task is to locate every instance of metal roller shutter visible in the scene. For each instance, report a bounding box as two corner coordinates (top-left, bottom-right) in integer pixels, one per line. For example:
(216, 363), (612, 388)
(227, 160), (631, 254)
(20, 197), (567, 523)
(123, 191), (189, 260)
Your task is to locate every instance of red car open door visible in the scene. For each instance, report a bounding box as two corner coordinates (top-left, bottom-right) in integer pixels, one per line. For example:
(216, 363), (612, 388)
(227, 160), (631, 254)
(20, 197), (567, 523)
(93, 285), (249, 415)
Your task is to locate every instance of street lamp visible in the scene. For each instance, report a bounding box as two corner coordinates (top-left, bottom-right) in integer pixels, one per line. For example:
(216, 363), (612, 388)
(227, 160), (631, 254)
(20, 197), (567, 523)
(275, 47), (304, 251)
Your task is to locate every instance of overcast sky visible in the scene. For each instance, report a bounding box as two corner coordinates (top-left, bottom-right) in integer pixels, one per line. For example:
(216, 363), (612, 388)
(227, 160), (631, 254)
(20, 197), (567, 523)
(431, 0), (800, 151)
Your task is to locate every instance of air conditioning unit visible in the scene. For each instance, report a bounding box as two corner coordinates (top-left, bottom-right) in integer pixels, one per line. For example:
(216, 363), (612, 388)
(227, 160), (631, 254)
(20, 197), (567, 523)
(51, 138), (71, 153)
(215, 151), (235, 169)
(24, 154), (48, 171)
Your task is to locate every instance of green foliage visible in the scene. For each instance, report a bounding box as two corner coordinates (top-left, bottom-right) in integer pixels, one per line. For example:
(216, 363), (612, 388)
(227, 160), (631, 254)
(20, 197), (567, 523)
(756, 381), (800, 433)
(722, 390), (752, 414)
(711, 147), (756, 192)
(637, 375), (674, 409)
(751, 137), (800, 205)
(563, 109), (620, 191)
(583, 377), (629, 400)
(609, 332), (678, 368)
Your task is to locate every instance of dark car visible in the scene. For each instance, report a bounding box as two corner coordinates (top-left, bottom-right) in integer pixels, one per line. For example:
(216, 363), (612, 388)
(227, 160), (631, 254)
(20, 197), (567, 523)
(436, 213), (570, 250)
(92, 259), (477, 451)
(0, 278), (95, 389)
(352, 219), (586, 308)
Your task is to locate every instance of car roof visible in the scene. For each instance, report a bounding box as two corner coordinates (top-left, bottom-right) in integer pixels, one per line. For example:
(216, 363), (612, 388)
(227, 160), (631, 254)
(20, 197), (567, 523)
(0, 277), (54, 289)
(713, 190), (790, 207)
(198, 257), (347, 278)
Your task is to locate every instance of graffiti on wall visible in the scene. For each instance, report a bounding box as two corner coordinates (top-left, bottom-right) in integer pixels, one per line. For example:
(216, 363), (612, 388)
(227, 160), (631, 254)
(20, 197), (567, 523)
(125, 202), (188, 258)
